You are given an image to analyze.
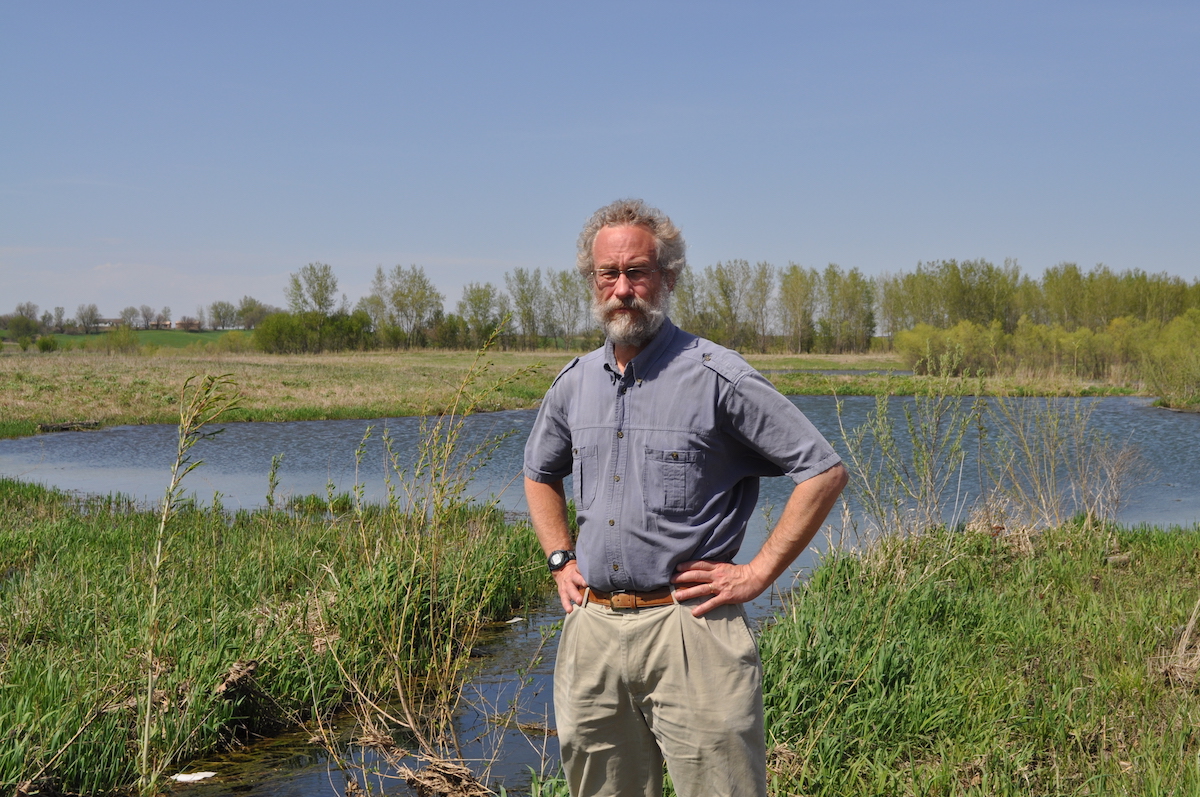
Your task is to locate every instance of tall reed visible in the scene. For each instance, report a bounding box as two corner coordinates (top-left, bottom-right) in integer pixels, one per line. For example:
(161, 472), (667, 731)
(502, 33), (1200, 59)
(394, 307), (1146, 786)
(139, 374), (239, 792)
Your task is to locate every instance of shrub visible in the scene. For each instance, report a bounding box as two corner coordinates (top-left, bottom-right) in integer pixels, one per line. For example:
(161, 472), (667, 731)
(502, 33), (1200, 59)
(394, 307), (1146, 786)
(36, 335), (59, 353)
(17, 336), (32, 352)
(254, 310), (377, 354)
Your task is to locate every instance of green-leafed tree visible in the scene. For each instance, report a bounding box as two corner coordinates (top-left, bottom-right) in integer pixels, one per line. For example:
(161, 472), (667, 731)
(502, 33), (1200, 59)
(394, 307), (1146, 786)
(708, 259), (752, 347)
(119, 306), (139, 328)
(744, 262), (776, 353)
(818, 264), (875, 353)
(545, 269), (588, 349)
(457, 282), (507, 349)
(236, 296), (273, 330)
(285, 262), (339, 315)
(778, 264), (819, 353)
(364, 265), (445, 347)
(505, 267), (546, 349)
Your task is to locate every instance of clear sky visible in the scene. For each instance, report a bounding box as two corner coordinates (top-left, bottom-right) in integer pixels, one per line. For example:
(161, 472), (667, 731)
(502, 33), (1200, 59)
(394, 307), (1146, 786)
(2, 1), (1197, 320)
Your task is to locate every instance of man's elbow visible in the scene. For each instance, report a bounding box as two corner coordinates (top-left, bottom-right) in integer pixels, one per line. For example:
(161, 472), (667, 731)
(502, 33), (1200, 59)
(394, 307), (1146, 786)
(821, 462), (849, 497)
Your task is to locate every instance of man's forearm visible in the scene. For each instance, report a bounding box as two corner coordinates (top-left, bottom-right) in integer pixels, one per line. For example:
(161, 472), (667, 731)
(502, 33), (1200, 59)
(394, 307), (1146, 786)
(748, 462), (848, 586)
(524, 476), (572, 553)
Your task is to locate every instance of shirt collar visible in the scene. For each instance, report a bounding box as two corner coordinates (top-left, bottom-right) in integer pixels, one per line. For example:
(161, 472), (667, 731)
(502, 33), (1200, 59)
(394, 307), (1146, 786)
(602, 317), (679, 382)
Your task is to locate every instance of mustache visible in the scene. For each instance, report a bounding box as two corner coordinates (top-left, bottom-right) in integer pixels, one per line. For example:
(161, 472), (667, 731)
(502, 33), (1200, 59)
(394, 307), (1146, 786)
(597, 294), (653, 317)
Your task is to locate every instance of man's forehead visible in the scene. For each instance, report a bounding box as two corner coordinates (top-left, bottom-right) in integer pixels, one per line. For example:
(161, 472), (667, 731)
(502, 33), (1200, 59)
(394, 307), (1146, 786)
(594, 224), (657, 259)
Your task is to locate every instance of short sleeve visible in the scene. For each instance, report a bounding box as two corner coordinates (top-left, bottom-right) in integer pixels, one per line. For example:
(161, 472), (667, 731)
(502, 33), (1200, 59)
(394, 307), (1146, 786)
(523, 381), (574, 483)
(719, 370), (842, 484)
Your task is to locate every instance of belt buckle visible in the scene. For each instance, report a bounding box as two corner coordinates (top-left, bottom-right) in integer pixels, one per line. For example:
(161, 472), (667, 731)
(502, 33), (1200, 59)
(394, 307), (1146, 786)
(609, 590), (637, 610)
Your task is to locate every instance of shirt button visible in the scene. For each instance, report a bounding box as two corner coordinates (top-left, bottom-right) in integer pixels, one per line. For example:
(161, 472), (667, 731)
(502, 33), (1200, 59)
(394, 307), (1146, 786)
(616, 431), (624, 438)
(671, 452), (678, 460)
(608, 519), (615, 526)
(614, 475), (620, 482)
(613, 563), (620, 571)
(619, 387), (626, 395)
(573, 448), (578, 455)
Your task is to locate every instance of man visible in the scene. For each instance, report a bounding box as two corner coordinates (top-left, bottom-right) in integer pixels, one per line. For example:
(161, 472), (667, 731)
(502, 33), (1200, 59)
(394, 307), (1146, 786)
(523, 199), (847, 797)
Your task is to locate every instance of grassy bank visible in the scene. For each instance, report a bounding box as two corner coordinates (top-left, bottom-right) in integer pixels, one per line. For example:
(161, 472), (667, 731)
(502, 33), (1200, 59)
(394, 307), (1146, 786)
(0, 348), (1159, 441)
(0, 350), (560, 437)
(0, 478), (546, 794)
(759, 522), (1200, 795)
(528, 523), (1200, 797)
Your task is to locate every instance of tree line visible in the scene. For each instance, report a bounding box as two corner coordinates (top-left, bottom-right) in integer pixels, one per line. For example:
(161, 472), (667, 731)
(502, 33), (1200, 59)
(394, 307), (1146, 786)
(7, 259), (1199, 359)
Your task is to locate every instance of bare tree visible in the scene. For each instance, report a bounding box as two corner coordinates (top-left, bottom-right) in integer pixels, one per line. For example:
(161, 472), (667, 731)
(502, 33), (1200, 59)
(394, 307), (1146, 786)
(119, 306), (140, 327)
(76, 303), (101, 334)
(209, 300), (238, 329)
(195, 306), (207, 331)
(156, 306), (172, 330)
(15, 301), (39, 321)
(54, 307), (65, 333)
(139, 305), (156, 330)
(285, 262), (339, 315)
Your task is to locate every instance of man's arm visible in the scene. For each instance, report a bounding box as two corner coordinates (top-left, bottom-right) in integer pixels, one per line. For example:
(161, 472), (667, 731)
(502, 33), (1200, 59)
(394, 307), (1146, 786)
(525, 476), (589, 613)
(671, 462), (848, 617)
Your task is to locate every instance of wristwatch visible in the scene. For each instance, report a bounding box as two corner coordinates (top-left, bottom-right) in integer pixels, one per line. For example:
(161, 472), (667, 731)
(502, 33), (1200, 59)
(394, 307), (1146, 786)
(547, 549), (576, 572)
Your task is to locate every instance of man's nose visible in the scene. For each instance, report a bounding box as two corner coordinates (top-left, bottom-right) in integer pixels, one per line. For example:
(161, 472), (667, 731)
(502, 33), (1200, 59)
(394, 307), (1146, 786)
(611, 271), (636, 298)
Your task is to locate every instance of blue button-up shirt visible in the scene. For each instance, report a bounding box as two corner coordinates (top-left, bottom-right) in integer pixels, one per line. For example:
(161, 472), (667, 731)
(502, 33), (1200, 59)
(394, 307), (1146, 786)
(523, 318), (841, 593)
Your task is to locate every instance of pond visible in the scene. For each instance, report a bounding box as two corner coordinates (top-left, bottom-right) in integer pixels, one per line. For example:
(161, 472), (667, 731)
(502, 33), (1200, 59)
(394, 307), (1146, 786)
(2, 395), (1197, 794)
(2, 396), (1196, 531)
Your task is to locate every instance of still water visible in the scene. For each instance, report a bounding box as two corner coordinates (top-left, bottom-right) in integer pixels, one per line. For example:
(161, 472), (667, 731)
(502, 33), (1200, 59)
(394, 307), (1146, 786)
(2, 396), (1197, 529)
(1, 396), (1197, 794)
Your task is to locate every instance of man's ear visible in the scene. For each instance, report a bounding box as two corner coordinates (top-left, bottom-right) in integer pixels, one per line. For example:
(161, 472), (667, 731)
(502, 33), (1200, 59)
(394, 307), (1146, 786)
(665, 269), (676, 292)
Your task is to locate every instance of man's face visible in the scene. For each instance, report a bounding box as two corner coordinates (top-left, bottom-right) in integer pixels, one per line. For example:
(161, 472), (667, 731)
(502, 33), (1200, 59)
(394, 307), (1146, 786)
(591, 224), (671, 348)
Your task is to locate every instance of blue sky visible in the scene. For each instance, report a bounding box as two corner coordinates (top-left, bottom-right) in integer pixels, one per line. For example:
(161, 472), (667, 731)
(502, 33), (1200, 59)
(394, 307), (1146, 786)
(2, 1), (1197, 319)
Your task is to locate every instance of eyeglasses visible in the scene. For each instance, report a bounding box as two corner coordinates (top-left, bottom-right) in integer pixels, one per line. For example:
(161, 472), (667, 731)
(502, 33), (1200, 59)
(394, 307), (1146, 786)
(591, 266), (662, 287)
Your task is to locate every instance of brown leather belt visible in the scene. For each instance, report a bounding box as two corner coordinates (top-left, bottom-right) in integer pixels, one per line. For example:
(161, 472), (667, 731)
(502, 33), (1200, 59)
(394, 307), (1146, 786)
(587, 587), (675, 609)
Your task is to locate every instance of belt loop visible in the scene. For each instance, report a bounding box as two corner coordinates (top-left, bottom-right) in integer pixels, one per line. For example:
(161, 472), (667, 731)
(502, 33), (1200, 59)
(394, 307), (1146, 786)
(669, 585), (680, 605)
(581, 587), (591, 608)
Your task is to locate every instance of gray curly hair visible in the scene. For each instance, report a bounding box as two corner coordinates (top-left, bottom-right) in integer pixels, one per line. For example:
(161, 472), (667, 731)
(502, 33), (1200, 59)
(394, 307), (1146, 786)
(575, 198), (687, 279)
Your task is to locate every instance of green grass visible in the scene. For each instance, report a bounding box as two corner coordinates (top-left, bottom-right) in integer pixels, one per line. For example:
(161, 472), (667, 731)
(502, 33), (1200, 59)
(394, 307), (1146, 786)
(760, 523), (1200, 796)
(33, 330), (232, 348)
(0, 478), (547, 794)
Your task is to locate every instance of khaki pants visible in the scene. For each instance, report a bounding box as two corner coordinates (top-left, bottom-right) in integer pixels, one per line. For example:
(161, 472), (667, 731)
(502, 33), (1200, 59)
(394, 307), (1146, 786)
(554, 594), (767, 797)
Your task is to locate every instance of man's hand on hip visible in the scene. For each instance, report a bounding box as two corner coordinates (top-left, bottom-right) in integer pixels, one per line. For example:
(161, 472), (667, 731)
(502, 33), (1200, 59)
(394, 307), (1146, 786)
(670, 560), (769, 617)
(554, 561), (589, 613)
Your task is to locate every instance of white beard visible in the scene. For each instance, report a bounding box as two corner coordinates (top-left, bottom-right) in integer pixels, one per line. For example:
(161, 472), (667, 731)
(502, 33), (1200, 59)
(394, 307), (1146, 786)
(592, 287), (670, 348)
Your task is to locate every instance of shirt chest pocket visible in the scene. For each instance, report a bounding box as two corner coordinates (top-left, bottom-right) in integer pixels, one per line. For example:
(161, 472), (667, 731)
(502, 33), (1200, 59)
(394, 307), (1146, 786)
(571, 445), (598, 510)
(642, 448), (701, 515)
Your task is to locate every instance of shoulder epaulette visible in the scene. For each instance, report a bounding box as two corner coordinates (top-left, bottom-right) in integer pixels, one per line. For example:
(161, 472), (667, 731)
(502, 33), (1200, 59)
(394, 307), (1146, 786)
(695, 347), (753, 384)
(549, 357), (581, 388)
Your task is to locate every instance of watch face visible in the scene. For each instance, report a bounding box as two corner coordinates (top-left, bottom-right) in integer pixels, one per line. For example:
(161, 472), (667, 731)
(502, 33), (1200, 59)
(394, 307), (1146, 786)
(548, 550), (574, 571)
